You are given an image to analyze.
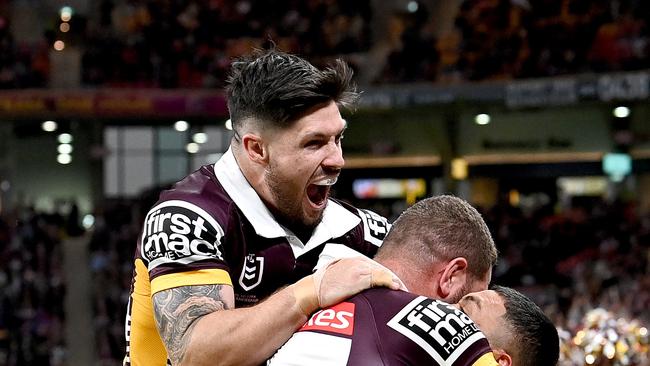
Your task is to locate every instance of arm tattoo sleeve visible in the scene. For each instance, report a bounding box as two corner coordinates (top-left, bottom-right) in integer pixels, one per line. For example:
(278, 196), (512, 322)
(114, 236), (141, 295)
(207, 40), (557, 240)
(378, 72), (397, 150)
(152, 285), (232, 365)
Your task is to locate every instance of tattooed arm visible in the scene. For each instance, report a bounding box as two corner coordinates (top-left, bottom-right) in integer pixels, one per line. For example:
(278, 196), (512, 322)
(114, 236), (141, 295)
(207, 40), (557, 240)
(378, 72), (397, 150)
(153, 281), (311, 366)
(152, 285), (234, 365)
(152, 257), (401, 366)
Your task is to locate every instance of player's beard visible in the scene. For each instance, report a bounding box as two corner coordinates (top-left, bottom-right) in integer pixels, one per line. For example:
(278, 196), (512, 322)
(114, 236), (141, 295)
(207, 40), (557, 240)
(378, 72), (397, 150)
(265, 164), (323, 235)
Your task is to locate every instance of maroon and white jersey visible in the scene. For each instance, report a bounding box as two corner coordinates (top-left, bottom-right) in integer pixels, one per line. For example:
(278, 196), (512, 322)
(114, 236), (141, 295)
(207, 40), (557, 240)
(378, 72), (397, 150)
(268, 288), (498, 366)
(123, 149), (391, 366)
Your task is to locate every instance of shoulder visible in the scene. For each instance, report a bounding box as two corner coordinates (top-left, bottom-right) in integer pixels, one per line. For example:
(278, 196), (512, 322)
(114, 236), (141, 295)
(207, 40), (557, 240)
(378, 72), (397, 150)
(352, 289), (493, 365)
(331, 199), (392, 247)
(382, 294), (493, 366)
(151, 165), (234, 228)
(139, 166), (235, 270)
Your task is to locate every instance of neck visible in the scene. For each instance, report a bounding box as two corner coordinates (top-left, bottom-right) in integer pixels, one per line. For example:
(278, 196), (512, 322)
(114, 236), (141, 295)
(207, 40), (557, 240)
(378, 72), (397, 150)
(376, 257), (441, 297)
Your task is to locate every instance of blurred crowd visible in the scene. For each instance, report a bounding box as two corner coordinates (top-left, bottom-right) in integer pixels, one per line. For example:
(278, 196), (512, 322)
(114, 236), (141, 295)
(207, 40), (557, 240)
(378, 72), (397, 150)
(381, 0), (650, 82)
(82, 0), (372, 88)
(446, 0), (650, 81)
(482, 197), (649, 328)
(0, 16), (49, 88)
(1, 0), (649, 88)
(0, 208), (66, 366)
(482, 197), (650, 365)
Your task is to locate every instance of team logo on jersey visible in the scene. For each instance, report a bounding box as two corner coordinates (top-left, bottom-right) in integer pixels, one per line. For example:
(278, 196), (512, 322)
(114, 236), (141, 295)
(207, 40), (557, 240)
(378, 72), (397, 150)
(141, 200), (224, 270)
(358, 209), (391, 246)
(387, 297), (486, 365)
(239, 254), (264, 291)
(299, 302), (355, 336)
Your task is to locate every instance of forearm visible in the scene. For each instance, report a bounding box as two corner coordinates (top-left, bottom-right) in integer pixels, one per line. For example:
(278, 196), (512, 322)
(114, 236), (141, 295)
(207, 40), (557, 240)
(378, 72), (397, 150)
(182, 285), (308, 366)
(157, 257), (400, 366)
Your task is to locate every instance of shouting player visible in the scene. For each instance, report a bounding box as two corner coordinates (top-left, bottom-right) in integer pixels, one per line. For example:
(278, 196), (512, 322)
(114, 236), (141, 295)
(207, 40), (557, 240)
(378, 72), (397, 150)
(123, 49), (400, 366)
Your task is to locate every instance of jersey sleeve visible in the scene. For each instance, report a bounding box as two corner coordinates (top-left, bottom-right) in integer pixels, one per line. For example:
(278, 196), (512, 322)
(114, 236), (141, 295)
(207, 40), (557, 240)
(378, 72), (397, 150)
(138, 199), (231, 294)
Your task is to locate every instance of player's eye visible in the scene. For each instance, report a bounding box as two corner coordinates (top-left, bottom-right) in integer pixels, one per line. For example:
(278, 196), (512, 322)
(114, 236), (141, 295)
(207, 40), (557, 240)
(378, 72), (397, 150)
(304, 140), (323, 149)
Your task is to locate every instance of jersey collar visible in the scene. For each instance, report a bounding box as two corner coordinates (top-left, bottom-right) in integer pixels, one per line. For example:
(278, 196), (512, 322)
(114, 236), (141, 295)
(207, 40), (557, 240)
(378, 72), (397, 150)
(214, 148), (361, 249)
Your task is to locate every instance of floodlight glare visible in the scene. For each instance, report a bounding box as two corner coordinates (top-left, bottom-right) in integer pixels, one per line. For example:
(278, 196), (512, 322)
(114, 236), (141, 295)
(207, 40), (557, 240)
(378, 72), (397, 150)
(42, 120), (58, 132)
(193, 132), (208, 144)
(613, 106), (630, 118)
(58, 133), (73, 144)
(53, 40), (65, 51)
(475, 113), (491, 125)
(174, 120), (189, 131)
(57, 154), (72, 164)
(186, 142), (200, 154)
(58, 143), (73, 154)
(60, 6), (73, 22)
(82, 214), (95, 229)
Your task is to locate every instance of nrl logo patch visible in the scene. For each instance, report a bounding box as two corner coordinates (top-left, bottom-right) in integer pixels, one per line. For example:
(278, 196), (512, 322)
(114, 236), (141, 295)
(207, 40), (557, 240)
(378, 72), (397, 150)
(239, 254), (264, 291)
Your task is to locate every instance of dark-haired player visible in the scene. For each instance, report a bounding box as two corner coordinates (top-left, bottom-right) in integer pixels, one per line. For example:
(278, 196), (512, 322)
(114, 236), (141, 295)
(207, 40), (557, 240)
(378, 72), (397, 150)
(123, 49), (400, 366)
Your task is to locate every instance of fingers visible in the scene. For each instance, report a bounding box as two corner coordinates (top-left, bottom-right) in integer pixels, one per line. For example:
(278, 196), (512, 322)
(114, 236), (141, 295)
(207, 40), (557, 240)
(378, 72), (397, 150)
(334, 256), (403, 290)
(370, 267), (401, 290)
(310, 255), (406, 309)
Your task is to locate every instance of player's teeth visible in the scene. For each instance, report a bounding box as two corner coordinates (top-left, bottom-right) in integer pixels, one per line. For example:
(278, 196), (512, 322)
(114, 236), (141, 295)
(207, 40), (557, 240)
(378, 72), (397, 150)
(314, 177), (338, 186)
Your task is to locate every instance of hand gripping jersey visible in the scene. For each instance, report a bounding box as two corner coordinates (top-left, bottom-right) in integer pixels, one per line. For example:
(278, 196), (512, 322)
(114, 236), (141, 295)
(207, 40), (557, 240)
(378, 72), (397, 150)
(268, 288), (498, 366)
(123, 149), (391, 366)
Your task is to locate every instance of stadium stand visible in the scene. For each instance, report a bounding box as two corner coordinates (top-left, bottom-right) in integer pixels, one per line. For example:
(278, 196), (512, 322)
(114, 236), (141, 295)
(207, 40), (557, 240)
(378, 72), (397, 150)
(0, 0), (648, 89)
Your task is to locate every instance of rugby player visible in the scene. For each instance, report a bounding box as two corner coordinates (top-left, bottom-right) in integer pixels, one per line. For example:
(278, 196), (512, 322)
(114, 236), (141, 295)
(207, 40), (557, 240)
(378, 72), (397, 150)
(123, 49), (400, 366)
(269, 197), (559, 366)
(269, 286), (559, 366)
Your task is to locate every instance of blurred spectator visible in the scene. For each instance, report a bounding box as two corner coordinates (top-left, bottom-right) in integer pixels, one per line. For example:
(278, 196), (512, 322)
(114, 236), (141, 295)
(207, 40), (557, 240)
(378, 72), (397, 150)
(0, 16), (49, 89)
(480, 197), (650, 336)
(378, 5), (440, 83)
(447, 0), (650, 81)
(81, 0), (373, 88)
(0, 207), (66, 365)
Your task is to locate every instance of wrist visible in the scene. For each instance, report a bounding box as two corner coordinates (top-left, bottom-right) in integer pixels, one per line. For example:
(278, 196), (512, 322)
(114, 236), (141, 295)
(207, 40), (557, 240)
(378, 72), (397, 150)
(291, 275), (319, 316)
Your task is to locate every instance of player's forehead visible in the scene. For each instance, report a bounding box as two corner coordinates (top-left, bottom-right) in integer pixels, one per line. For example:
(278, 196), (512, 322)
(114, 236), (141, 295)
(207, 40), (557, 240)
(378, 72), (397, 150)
(290, 101), (346, 136)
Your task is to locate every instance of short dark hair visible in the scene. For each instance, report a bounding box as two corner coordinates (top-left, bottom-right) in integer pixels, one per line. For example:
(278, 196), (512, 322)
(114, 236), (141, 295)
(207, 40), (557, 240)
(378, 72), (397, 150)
(492, 285), (559, 366)
(376, 195), (497, 280)
(226, 49), (359, 134)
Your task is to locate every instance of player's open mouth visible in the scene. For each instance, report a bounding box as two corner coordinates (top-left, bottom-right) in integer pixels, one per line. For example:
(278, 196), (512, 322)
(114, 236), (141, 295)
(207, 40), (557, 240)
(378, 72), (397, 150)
(306, 176), (337, 207)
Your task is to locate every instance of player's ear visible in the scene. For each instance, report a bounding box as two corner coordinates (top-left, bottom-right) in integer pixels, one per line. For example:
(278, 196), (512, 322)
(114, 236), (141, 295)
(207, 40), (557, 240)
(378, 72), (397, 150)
(492, 349), (512, 366)
(437, 257), (468, 300)
(241, 133), (268, 165)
